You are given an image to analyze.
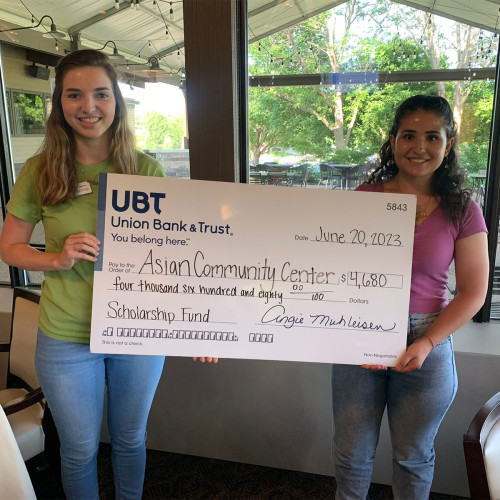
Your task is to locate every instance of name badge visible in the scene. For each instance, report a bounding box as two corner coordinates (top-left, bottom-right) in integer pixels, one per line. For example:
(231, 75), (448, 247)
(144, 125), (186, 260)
(77, 181), (92, 196)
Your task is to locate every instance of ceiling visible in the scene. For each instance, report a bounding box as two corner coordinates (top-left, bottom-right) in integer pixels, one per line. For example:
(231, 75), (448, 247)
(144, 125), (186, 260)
(0, 0), (499, 86)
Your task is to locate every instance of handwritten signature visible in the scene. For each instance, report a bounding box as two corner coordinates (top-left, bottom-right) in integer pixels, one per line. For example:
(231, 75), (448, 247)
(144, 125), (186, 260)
(260, 304), (396, 332)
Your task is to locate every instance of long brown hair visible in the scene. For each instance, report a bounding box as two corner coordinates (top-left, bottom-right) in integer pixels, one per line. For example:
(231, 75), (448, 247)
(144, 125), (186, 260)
(367, 94), (469, 221)
(38, 49), (137, 205)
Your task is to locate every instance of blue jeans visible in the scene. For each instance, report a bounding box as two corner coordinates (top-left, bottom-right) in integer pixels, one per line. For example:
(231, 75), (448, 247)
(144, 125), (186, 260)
(331, 312), (457, 500)
(35, 330), (165, 500)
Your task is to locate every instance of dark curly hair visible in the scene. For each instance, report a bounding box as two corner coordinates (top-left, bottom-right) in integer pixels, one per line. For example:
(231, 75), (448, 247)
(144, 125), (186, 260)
(367, 94), (470, 221)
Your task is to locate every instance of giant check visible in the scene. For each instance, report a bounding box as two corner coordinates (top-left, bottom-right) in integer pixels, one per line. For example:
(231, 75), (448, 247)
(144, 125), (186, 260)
(90, 174), (416, 365)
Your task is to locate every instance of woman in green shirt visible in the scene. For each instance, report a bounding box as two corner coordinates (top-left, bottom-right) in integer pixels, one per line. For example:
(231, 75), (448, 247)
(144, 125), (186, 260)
(0, 49), (166, 499)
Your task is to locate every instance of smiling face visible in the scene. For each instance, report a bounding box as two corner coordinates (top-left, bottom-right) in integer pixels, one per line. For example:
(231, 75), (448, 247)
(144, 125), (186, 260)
(390, 109), (454, 182)
(61, 66), (116, 151)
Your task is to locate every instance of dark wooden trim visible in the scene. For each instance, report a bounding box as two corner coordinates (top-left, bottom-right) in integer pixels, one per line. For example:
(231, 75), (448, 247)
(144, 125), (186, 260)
(2, 387), (44, 416)
(249, 68), (496, 88)
(183, 0), (237, 182)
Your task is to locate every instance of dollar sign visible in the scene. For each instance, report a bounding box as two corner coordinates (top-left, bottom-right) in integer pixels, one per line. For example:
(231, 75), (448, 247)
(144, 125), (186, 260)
(341, 274), (346, 283)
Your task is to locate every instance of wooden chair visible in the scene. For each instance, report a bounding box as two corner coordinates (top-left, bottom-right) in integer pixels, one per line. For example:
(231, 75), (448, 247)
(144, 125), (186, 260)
(0, 287), (44, 461)
(464, 391), (500, 499)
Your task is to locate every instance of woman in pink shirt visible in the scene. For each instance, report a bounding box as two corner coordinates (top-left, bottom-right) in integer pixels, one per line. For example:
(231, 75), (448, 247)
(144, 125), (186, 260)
(331, 95), (489, 500)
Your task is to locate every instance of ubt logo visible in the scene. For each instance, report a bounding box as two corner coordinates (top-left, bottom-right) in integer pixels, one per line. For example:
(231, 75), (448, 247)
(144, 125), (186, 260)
(111, 190), (165, 214)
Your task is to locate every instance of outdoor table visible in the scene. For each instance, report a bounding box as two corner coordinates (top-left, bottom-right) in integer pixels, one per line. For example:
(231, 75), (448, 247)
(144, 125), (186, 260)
(249, 171), (268, 184)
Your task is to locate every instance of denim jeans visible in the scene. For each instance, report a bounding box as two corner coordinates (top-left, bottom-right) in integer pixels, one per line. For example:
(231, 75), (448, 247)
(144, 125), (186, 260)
(331, 312), (457, 500)
(35, 330), (165, 500)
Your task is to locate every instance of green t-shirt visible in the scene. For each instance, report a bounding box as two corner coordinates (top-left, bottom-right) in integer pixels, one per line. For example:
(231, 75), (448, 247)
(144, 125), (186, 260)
(7, 151), (166, 343)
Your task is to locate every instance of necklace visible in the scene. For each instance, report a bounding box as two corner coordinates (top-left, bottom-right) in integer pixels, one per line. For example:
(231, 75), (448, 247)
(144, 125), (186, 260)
(395, 176), (433, 226)
(415, 198), (432, 226)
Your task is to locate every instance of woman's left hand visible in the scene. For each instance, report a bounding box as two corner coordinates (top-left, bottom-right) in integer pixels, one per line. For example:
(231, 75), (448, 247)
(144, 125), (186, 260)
(392, 336), (433, 373)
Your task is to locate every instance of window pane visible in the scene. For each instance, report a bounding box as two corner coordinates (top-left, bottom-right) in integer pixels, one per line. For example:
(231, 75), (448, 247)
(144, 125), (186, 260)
(120, 81), (189, 179)
(247, 0), (496, 316)
(12, 91), (46, 135)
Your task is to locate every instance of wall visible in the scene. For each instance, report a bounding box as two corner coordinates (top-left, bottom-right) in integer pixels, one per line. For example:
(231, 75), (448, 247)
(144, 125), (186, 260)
(1, 44), (54, 92)
(1, 44), (52, 165)
(139, 320), (500, 498)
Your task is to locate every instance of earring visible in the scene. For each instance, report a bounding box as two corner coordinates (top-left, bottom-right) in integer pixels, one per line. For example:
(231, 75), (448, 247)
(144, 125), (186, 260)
(389, 154), (396, 167)
(443, 156), (449, 169)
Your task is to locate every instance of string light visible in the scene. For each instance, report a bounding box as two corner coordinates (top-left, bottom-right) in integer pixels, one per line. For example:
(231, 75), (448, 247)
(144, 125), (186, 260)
(169, 2), (174, 20)
(31, 15), (35, 27)
(115, 0), (119, 9)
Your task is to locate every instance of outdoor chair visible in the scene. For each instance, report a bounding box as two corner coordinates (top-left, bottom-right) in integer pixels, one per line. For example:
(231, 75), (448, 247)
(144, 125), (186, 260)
(318, 163), (341, 189)
(289, 164), (309, 187)
(0, 287), (44, 461)
(350, 164), (372, 188)
(464, 391), (500, 499)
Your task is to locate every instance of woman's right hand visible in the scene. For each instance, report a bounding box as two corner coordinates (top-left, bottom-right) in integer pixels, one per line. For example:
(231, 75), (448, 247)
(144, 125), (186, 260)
(192, 357), (219, 363)
(361, 364), (388, 371)
(57, 232), (100, 269)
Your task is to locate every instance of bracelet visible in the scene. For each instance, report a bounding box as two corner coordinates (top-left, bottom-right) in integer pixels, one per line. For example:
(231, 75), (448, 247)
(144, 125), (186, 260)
(424, 334), (435, 350)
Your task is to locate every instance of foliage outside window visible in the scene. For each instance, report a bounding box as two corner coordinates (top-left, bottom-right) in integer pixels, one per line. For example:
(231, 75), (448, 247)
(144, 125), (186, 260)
(248, 0), (496, 180)
(248, 0), (497, 318)
(137, 111), (184, 150)
(9, 90), (48, 135)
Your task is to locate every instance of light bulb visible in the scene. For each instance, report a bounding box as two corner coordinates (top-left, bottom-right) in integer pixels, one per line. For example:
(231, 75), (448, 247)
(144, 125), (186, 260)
(115, 0), (119, 9)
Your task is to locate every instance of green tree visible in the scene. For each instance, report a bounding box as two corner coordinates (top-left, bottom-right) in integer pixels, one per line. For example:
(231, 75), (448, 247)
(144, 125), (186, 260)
(250, 1), (381, 154)
(142, 112), (184, 150)
(14, 93), (45, 134)
(249, 87), (333, 164)
(248, 0), (495, 166)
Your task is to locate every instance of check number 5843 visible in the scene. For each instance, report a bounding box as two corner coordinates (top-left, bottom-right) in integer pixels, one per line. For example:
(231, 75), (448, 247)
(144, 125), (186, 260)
(386, 203), (407, 211)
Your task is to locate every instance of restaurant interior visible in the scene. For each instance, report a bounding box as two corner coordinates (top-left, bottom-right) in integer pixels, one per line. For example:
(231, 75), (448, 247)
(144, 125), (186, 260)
(1, 1), (500, 498)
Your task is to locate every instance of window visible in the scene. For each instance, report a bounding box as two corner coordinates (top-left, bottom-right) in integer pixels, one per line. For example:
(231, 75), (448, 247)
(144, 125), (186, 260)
(247, 0), (498, 319)
(9, 90), (49, 136)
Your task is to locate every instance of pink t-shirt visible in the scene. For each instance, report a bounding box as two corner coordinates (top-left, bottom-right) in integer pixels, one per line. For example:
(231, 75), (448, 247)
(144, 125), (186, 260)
(356, 182), (487, 313)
